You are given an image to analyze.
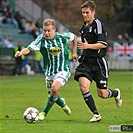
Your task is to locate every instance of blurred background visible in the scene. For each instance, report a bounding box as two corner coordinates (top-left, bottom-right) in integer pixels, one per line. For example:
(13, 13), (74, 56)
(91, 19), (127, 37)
(0, 0), (133, 75)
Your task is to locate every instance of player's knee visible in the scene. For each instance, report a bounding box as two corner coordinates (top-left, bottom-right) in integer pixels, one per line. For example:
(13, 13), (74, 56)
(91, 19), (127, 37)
(51, 85), (58, 94)
(80, 86), (89, 94)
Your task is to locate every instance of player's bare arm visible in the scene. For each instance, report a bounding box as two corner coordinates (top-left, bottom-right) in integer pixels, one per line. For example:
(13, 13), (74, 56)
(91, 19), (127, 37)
(78, 38), (106, 50)
(72, 35), (78, 62)
(15, 48), (31, 58)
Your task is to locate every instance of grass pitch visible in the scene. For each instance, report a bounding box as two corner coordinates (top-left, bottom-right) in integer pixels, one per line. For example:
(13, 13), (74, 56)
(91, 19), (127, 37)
(0, 71), (132, 133)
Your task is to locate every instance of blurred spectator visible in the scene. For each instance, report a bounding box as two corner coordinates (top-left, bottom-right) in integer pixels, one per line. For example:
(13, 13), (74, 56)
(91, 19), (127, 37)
(0, 0), (18, 27)
(35, 18), (43, 35)
(0, 0), (6, 25)
(0, 0), (4, 13)
(1, 6), (7, 23)
(35, 18), (42, 29)
(22, 58), (31, 75)
(0, 15), (6, 26)
(14, 11), (25, 32)
(34, 50), (43, 74)
(117, 34), (125, 43)
(31, 22), (40, 38)
(18, 18), (27, 33)
(0, 0), (8, 14)
(6, 8), (18, 28)
(3, 35), (14, 48)
(25, 21), (32, 33)
(124, 33), (133, 43)
(13, 42), (25, 75)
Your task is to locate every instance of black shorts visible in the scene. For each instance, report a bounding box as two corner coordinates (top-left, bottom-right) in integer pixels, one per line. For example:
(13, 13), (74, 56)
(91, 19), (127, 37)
(74, 56), (109, 89)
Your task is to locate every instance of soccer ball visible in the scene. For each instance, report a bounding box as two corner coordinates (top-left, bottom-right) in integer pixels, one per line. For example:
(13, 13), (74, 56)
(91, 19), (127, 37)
(23, 107), (39, 123)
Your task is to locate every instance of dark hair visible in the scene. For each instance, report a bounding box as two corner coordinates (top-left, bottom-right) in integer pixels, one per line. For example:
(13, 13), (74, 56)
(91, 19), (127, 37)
(81, 0), (96, 11)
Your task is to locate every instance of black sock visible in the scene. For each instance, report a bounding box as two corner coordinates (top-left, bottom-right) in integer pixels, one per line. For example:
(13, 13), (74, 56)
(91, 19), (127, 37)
(83, 92), (99, 115)
(107, 88), (118, 98)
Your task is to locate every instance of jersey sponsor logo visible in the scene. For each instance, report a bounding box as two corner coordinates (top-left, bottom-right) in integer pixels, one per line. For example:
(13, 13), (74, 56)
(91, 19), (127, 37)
(49, 46), (61, 56)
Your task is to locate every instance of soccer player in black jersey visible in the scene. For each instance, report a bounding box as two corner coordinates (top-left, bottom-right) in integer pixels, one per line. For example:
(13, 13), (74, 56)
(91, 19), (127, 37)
(74, 0), (122, 122)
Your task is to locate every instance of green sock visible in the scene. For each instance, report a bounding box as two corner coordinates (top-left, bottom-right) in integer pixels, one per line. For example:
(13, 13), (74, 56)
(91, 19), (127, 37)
(42, 94), (58, 115)
(56, 95), (66, 107)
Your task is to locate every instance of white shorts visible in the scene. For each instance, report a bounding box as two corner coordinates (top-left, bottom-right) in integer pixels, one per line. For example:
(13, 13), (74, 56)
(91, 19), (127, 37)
(45, 71), (71, 91)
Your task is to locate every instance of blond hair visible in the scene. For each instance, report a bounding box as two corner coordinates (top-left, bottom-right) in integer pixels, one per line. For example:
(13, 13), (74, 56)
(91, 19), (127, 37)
(43, 18), (56, 28)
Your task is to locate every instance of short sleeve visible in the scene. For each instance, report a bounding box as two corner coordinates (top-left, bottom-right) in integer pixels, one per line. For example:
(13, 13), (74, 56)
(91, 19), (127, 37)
(69, 32), (75, 41)
(27, 34), (43, 50)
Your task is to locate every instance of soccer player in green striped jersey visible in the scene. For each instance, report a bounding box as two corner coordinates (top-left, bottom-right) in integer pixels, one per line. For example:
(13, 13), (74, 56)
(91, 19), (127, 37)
(15, 18), (78, 120)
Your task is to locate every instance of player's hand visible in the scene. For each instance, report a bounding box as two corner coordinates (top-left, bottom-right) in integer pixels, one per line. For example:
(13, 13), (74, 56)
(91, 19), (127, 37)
(77, 38), (89, 50)
(73, 54), (78, 62)
(14, 51), (22, 58)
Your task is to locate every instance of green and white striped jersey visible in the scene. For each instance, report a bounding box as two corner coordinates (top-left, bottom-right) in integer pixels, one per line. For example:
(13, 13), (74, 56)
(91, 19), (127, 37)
(27, 32), (75, 76)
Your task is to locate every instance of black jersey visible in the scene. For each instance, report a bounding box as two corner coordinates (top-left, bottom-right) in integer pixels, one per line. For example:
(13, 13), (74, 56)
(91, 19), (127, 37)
(79, 19), (107, 57)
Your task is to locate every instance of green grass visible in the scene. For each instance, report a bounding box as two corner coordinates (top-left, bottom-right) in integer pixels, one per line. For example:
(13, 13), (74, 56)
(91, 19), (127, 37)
(0, 71), (133, 133)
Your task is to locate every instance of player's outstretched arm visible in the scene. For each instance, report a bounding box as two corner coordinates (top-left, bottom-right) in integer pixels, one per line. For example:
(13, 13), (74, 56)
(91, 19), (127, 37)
(14, 48), (31, 58)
